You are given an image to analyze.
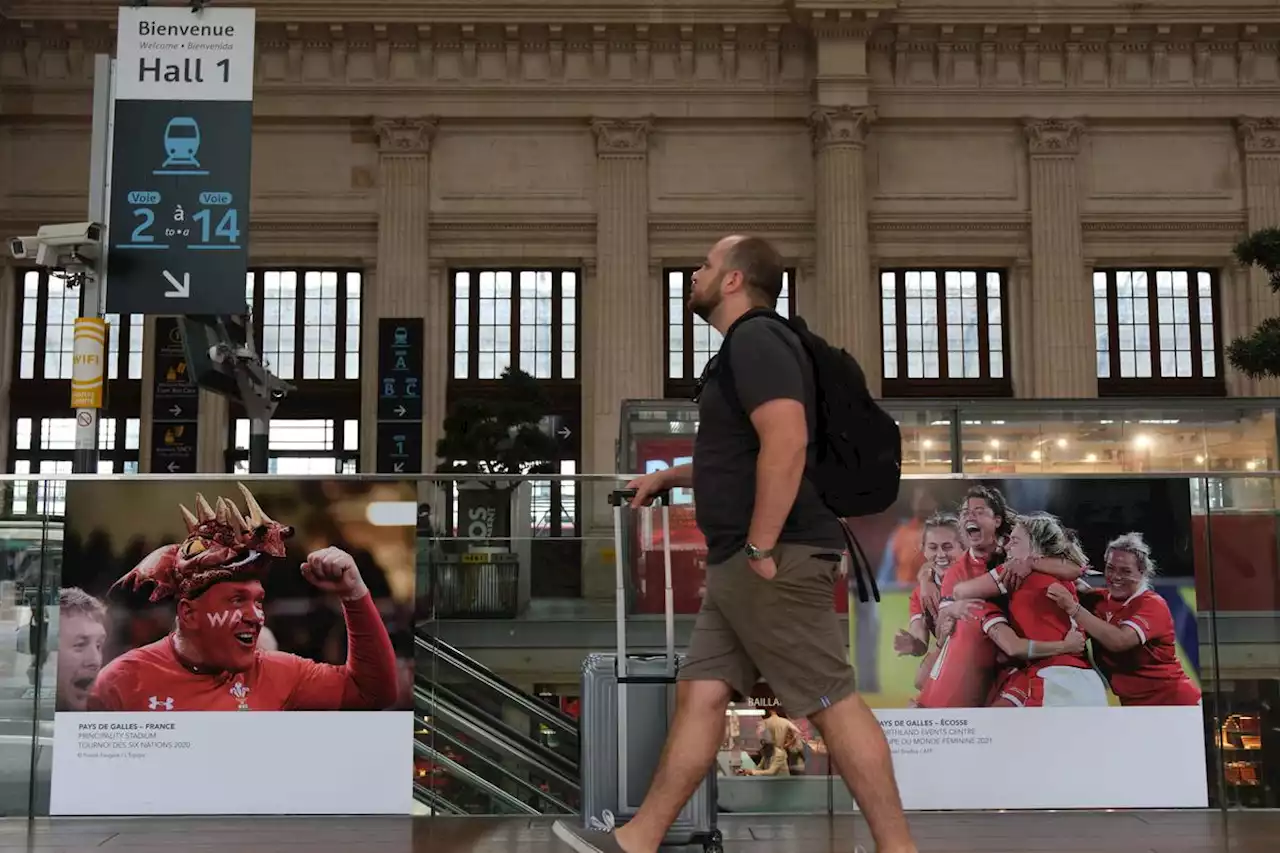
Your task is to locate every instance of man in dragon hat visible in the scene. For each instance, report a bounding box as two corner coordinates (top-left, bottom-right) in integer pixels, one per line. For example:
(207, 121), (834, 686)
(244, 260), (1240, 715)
(86, 483), (400, 712)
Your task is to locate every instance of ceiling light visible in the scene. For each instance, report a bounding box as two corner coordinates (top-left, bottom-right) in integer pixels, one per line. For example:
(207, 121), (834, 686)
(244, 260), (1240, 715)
(1195, 455), (1205, 465)
(989, 439), (1000, 449)
(922, 439), (933, 449)
(1056, 438), (1068, 449)
(1133, 434), (1152, 450)
(982, 453), (993, 463)
(1030, 450), (1042, 461)
(1085, 453), (1098, 463)
(1246, 460), (1258, 471)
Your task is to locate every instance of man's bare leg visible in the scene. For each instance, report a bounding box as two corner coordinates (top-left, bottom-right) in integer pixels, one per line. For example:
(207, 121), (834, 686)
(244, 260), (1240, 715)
(812, 693), (917, 853)
(612, 678), (732, 853)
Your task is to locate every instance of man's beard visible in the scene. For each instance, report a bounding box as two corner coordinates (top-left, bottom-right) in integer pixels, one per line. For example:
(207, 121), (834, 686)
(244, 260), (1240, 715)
(688, 273), (723, 321)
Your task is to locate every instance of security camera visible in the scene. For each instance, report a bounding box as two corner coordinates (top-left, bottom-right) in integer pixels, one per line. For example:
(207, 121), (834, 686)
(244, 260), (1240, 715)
(9, 236), (36, 260)
(8, 223), (103, 270)
(36, 222), (103, 247)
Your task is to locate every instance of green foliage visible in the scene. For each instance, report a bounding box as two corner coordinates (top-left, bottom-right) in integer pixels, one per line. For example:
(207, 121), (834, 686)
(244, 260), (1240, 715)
(1227, 227), (1280, 379)
(1227, 317), (1280, 380)
(435, 367), (558, 479)
(1233, 227), (1280, 289)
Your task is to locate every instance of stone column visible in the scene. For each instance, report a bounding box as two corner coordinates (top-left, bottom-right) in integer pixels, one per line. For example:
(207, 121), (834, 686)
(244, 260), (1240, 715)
(1236, 117), (1280, 397)
(584, 118), (656, 598)
(586, 118), (656, 472)
(1009, 260), (1035, 396)
(371, 117), (440, 471)
(809, 106), (879, 393)
(1025, 119), (1093, 397)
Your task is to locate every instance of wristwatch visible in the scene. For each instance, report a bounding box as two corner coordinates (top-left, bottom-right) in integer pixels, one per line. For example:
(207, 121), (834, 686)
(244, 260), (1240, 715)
(744, 542), (774, 561)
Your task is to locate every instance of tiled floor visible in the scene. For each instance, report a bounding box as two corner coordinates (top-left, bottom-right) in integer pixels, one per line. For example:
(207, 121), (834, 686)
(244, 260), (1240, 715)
(0, 812), (1273, 852)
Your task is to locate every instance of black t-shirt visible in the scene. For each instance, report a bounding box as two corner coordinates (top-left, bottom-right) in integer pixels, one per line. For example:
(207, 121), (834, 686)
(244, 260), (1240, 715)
(692, 315), (845, 564)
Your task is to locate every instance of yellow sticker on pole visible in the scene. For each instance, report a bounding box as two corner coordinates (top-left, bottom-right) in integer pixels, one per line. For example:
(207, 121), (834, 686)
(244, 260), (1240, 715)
(71, 317), (107, 409)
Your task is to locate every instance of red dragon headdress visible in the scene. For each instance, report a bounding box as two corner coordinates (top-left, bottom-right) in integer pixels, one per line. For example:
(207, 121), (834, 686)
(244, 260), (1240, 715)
(111, 482), (294, 602)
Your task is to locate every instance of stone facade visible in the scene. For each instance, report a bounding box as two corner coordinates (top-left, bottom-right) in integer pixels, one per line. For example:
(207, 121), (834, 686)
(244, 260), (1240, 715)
(1, 1), (1279, 477)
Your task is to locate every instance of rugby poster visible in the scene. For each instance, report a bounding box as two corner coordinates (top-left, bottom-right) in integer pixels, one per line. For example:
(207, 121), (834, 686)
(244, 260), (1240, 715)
(847, 477), (1205, 808)
(50, 479), (417, 815)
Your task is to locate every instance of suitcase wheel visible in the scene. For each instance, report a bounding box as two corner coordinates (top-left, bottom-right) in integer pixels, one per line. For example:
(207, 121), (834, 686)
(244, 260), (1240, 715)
(702, 829), (724, 853)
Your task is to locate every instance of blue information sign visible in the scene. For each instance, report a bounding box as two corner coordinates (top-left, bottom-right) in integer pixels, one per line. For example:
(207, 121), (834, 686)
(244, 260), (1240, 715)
(105, 6), (255, 316)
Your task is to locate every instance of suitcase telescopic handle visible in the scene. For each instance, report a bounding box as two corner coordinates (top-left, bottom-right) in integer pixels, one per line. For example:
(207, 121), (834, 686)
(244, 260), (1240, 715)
(609, 488), (670, 507)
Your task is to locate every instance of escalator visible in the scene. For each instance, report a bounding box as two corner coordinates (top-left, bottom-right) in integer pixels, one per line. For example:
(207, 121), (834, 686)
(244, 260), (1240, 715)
(415, 633), (581, 815)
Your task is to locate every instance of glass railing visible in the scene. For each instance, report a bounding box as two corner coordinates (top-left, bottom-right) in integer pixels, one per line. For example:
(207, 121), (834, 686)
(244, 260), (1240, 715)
(2, 472), (1279, 818)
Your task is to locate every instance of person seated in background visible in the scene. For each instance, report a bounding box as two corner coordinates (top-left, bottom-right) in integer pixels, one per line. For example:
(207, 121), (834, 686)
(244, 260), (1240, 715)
(739, 727), (789, 777)
(1047, 531), (1201, 706)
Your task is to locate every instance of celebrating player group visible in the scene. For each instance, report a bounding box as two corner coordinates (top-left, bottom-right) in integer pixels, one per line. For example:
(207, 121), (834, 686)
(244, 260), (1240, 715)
(892, 485), (1201, 709)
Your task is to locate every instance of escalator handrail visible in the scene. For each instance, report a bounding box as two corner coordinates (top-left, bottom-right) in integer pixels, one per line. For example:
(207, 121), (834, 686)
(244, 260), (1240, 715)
(417, 714), (576, 812)
(413, 740), (540, 816)
(415, 684), (580, 789)
(413, 783), (469, 816)
(416, 632), (579, 738)
(416, 676), (578, 776)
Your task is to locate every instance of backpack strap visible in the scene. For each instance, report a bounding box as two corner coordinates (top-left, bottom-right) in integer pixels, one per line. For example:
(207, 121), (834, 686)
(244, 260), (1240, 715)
(706, 307), (780, 420)
(701, 310), (881, 605)
(838, 519), (881, 604)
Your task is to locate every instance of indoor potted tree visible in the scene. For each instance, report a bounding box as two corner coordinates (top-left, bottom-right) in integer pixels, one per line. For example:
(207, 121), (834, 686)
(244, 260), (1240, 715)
(435, 366), (559, 549)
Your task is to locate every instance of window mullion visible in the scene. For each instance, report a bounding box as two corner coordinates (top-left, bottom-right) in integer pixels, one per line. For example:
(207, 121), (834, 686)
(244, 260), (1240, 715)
(684, 272), (696, 382)
(1188, 274), (1205, 380)
(34, 273), (49, 380)
(976, 274), (991, 379)
(512, 273), (522, 377)
(552, 272), (563, 380)
(901, 275), (911, 379)
(294, 269), (306, 380)
(335, 274), (349, 381)
(468, 274), (480, 380)
(935, 276), (949, 381)
(1144, 269), (1162, 380)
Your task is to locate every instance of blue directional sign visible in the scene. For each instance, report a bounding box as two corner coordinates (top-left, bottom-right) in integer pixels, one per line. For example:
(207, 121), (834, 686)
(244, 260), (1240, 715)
(376, 318), (425, 473)
(105, 7), (255, 316)
(376, 423), (424, 476)
(378, 318), (425, 421)
(150, 317), (200, 474)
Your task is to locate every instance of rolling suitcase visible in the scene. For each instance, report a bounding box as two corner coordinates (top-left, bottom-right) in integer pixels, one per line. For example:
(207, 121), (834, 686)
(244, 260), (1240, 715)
(579, 489), (722, 853)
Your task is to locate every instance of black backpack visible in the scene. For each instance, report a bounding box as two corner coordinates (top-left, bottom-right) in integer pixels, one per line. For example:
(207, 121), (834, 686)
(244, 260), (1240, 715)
(713, 308), (902, 602)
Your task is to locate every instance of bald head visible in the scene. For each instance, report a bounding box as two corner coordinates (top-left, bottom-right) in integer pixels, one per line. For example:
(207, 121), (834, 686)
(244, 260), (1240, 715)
(717, 234), (785, 308)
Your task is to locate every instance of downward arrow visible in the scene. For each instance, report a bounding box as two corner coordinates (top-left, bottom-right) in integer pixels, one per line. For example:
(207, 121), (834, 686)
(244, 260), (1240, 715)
(166, 461), (180, 473)
(163, 270), (190, 298)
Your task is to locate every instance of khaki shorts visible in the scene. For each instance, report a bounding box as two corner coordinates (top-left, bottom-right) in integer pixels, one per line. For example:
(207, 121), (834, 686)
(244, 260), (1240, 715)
(678, 543), (857, 720)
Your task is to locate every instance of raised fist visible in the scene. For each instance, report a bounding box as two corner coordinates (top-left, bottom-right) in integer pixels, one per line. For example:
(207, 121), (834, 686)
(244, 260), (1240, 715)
(301, 546), (368, 601)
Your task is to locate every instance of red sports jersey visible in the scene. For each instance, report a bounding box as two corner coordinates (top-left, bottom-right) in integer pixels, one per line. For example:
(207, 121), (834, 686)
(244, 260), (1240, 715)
(939, 551), (991, 599)
(907, 587), (936, 637)
(916, 552), (1002, 709)
(980, 570), (1089, 671)
(87, 592), (398, 712)
(1090, 589), (1200, 706)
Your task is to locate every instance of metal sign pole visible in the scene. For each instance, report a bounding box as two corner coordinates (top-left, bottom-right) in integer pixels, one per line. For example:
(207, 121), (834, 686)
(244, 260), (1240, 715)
(72, 54), (115, 474)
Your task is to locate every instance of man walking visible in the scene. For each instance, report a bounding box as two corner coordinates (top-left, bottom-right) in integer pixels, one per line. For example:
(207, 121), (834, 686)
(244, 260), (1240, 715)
(553, 235), (916, 853)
